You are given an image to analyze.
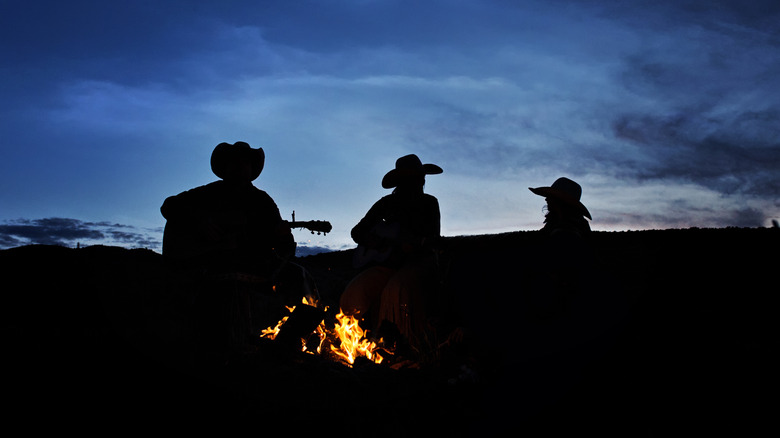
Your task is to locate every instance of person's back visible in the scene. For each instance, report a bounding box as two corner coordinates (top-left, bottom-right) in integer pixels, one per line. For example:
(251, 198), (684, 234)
(160, 141), (294, 275)
(161, 180), (290, 273)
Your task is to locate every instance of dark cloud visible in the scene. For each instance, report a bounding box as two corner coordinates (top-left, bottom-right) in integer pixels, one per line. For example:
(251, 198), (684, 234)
(596, 0), (780, 34)
(727, 207), (770, 228)
(0, 218), (104, 246)
(612, 109), (780, 198)
(0, 218), (161, 251)
(607, 0), (780, 201)
(597, 203), (769, 229)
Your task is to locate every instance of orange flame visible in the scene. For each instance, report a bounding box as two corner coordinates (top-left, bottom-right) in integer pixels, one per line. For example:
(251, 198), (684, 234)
(259, 304), (295, 340)
(259, 296), (318, 341)
(259, 298), (384, 365)
(305, 322), (328, 355)
(329, 311), (383, 365)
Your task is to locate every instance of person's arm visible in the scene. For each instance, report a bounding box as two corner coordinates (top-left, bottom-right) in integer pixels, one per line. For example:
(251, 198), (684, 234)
(253, 189), (296, 259)
(350, 198), (387, 247)
(161, 184), (226, 242)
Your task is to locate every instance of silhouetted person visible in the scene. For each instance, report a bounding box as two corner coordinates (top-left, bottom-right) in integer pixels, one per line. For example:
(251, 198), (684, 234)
(161, 141), (295, 274)
(529, 176), (591, 238)
(448, 177), (627, 430)
(340, 154), (443, 351)
(525, 176), (595, 320)
(160, 141), (303, 363)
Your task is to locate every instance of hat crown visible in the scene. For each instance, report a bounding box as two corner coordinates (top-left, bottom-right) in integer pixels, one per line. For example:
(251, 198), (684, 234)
(395, 154), (425, 171)
(381, 154), (442, 189)
(551, 177), (582, 202)
(210, 141), (265, 181)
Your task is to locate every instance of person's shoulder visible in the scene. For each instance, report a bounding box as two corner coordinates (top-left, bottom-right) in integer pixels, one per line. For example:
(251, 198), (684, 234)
(247, 185), (280, 205)
(373, 193), (396, 205)
(421, 193), (440, 206)
(169, 181), (220, 197)
(248, 184), (272, 197)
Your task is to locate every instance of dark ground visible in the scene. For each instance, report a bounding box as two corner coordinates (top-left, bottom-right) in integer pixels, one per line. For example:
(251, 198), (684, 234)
(1, 227), (777, 436)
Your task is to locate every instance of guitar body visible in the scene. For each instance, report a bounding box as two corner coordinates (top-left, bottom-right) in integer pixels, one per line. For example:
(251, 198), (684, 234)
(162, 212), (247, 262)
(352, 221), (402, 269)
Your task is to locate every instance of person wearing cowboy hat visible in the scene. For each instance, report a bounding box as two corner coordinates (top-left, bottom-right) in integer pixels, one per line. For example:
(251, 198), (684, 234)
(340, 154), (443, 351)
(529, 177), (592, 238)
(161, 141), (302, 358)
(161, 141), (296, 272)
(524, 176), (597, 323)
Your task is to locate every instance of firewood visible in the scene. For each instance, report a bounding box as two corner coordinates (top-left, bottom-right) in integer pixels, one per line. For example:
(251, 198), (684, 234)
(274, 304), (325, 347)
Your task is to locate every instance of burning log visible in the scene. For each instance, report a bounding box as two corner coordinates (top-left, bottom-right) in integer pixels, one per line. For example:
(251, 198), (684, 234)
(273, 304), (326, 349)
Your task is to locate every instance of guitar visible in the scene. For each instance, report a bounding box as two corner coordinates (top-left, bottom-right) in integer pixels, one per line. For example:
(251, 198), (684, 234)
(352, 221), (402, 268)
(352, 221), (444, 269)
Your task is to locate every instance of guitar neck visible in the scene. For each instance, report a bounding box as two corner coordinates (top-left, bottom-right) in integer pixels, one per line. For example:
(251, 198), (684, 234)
(285, 220), (332, 235)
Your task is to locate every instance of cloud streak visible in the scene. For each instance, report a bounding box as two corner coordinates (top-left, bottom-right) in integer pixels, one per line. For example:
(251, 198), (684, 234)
(0, 218), (161, 251)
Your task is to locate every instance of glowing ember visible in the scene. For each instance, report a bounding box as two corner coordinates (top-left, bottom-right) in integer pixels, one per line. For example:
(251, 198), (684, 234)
(305, 322), (327, 355)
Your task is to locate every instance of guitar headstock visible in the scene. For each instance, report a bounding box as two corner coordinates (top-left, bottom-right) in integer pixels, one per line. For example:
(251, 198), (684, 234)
(305, 220), (332, 235)
(288, 220), (332, 235)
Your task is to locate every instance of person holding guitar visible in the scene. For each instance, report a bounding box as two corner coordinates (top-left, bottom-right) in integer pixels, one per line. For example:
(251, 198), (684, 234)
(340, 154), (443, 351)
(161, 141), (295, 275)
(161, 141), (329, 356)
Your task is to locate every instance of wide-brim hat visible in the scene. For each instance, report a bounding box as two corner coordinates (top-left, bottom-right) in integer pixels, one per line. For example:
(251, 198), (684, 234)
(529, 177), (592, 220)
(210, 141), (265, 181)
(382, 154), (443, 189)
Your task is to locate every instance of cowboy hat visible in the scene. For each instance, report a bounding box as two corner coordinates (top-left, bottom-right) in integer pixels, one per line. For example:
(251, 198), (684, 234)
(529, 177), (592, 220)
(381, 154), (443, 189)
(210, 141), (265, 181)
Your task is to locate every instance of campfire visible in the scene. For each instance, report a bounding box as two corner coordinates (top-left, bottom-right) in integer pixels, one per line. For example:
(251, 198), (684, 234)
(329, 311), (384, 365)
(260, 297), (386, 366)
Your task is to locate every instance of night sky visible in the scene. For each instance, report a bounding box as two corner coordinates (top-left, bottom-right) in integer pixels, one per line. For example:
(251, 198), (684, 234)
(2, 0), (778, 254)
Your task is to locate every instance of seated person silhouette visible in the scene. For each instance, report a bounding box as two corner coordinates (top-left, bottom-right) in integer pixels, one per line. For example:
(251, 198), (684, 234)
(161, 141), (308, 353)
(161, 141), (295, 276)
(526, 176), (595, 319)
(340, 154), (443, 351)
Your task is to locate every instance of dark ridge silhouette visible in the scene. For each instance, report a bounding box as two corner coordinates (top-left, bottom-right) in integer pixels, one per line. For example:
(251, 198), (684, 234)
(1, 227), (776, 435)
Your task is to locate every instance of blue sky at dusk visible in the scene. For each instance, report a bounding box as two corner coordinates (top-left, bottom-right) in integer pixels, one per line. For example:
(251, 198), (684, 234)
(1, 0), (778, 254)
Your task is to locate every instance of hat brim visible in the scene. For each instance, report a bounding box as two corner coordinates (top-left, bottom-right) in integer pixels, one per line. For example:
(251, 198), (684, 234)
(382, 163), (442, 188)
(529, 186), (592, 220)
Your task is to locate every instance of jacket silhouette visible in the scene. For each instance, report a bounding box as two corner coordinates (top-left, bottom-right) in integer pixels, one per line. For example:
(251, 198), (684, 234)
(160, 141), (294, 275)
